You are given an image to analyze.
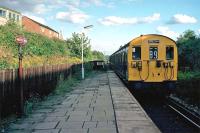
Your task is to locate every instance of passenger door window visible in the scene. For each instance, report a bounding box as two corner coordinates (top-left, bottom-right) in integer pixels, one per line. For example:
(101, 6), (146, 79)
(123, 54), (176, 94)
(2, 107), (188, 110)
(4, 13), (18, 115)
(166, 46), (174, 60)
(149, 47), (158, 59)
(132, 47), (141, 60)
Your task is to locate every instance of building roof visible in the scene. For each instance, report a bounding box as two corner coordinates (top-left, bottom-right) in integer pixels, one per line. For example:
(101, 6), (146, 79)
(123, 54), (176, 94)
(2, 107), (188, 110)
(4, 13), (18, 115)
(23, 16), (58, 34)
(0, 6), (21, 14)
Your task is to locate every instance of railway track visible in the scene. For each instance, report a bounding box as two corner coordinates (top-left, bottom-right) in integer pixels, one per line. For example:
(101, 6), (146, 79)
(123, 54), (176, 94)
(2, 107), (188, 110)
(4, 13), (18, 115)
(167, 97), (200, 129)
(131, 92), (200, 133)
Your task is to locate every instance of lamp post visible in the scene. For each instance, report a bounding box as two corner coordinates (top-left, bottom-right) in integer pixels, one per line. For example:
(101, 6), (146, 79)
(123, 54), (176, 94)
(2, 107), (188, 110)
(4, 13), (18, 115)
(81, 25), (93, 79)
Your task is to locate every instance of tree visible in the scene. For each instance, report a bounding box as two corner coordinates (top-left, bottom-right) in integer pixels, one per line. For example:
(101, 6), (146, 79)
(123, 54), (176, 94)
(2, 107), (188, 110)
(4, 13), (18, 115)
(66, 32), (92, 60)
(177, 30), (200, 71)
(92, 50), (105, 60)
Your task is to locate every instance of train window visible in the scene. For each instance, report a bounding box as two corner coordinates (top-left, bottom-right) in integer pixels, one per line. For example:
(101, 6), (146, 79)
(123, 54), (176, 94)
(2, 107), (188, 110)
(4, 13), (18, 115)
(149, 47), (158, 59)
(166, 46), (174, 60)
(132, 47), (141, 60)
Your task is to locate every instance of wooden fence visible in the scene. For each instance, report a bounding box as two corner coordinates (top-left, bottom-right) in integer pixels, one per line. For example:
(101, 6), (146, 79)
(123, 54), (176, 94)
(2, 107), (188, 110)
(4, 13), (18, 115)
(0, 63), (92, 120)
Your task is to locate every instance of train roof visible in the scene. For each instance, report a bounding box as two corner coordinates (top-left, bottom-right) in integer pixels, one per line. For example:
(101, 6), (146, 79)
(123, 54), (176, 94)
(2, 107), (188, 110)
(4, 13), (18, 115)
(110, 34), (176, 56)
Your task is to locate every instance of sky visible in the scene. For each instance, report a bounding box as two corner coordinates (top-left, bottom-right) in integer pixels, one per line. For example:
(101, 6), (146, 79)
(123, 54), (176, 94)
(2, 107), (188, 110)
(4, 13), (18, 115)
(1, 0), (199, 55)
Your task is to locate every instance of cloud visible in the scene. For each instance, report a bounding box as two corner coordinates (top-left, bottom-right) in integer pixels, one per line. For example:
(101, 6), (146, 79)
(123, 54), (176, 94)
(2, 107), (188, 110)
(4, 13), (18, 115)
(23, 13), (46, 24)
(198, 29), (200, 34)
(98, 16), (137, 26)
(156, 26), (179, 39)
(56, 11), (90, 24)
(0, 0), (43, 14)
(169, 14), (197, 24)
(83, 0), (114, 8)
(142, 13), (160, 23)
(98, 13), (160, 26)
(0, 0), (81, 14)
(87, 0), (103, 6)
(33, 4), (49, 14)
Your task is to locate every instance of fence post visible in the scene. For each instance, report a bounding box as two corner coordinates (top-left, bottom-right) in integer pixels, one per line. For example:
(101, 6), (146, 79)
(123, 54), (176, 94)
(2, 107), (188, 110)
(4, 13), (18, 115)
(0, 70), (5, 129)
(0, 72), (1, 129)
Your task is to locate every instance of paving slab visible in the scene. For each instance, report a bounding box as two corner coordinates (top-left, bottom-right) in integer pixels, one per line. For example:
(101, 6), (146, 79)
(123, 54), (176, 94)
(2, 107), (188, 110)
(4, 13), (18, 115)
(56, 121), (84, 129)
(34, 122), (59, 130)
(83, 121), (97, 128)
(60, 129), (88, 133)
(88, 128), (116, 133)
(32, 129), (60, 133)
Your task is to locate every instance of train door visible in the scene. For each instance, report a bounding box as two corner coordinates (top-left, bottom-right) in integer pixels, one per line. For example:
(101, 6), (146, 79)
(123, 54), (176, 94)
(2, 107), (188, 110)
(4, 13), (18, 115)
(123, 51), (127, 78)
(131, 46), (142, 80)
(149, 46), (160, 81)
(165, 46), (175, 80)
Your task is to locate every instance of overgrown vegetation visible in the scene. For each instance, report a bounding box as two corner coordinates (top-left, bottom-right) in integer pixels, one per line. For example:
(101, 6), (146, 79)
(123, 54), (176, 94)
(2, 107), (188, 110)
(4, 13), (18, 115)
(177, 30), (200, 71)
(0, 22), (105, 69)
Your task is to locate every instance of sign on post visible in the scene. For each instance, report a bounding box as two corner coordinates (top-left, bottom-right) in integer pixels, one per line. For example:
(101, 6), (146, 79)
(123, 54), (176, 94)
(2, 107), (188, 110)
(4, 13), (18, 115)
(15, 35), (27, 115)
(16, 36), (27, 46)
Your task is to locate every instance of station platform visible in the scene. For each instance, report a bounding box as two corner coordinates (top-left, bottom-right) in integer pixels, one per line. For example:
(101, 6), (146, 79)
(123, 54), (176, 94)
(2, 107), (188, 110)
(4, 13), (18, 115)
(5, 71), (160, 133)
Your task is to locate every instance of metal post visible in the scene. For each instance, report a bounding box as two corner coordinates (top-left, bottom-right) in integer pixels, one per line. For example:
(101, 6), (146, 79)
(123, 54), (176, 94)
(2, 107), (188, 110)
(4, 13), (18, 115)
(81, 34), (84, 79)
(15, 35), (27, 116)
(18, 45), (24, 115)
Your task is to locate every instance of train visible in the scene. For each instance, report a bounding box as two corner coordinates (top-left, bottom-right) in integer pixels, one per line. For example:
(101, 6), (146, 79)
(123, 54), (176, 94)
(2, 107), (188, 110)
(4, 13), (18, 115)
(110, 34), (178, 91)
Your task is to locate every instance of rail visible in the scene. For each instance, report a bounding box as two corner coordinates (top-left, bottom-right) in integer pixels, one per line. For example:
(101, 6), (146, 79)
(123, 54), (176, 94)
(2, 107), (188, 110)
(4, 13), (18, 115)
(167, 97), (200, 129)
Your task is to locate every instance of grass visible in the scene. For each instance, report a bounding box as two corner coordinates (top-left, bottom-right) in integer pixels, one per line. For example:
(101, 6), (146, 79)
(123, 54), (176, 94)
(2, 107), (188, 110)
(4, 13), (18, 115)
(178, 71), (200, 80)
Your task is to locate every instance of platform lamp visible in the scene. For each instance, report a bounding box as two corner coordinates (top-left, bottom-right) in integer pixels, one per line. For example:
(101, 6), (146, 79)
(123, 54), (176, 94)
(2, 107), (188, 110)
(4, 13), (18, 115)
(81, 25), (93, 79)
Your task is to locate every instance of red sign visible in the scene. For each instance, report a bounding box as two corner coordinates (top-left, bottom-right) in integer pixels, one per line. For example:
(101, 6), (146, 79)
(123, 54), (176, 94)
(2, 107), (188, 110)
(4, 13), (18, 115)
(16, 36), (27, 46)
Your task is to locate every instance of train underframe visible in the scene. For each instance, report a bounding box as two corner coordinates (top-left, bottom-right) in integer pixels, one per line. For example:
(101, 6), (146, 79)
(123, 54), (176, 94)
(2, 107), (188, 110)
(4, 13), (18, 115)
(128, 80), (176, 96)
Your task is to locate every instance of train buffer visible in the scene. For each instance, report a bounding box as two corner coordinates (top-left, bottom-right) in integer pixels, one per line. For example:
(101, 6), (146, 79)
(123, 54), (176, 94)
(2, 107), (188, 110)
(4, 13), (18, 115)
(5, 71), (161, 133)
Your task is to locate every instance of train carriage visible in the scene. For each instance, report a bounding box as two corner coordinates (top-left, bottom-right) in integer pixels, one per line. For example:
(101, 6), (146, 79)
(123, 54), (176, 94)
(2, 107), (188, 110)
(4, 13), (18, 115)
(110, 34), (178, 91)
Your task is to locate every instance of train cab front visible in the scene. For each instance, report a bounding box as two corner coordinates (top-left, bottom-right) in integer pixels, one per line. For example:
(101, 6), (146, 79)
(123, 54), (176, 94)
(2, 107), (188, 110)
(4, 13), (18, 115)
(128, 35), (178, 93)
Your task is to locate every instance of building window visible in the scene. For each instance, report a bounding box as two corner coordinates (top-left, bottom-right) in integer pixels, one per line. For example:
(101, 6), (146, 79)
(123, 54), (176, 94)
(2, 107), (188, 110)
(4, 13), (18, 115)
(49, 31), (52, 35)
(132, 47), (141, 60)
(149, 47), (158, 59)
(0, 10), (6, 17)
(16, 15), (19, 21)
(9, 12), (12, 19)
(166, 46), (174, 60)
(13, 14), (16, 20)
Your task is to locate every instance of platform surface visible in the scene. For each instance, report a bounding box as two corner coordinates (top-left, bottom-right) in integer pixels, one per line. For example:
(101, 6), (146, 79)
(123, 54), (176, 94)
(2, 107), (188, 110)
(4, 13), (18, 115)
(5, 71), (160, 133)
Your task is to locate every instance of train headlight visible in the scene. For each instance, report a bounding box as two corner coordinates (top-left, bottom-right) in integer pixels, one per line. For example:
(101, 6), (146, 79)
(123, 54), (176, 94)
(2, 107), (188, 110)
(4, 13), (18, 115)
(169, 62), (174, 68)
(137, 61), (142, 71)
(156, 60), (161, 68)
(163, 62), (168, 68)
(131, 61), (137, 68)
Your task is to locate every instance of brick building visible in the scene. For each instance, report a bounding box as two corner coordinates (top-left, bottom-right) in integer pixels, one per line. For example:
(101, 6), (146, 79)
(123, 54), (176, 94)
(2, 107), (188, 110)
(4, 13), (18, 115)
(22, 16), (59, 39)
(0, 6), (22, 25)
